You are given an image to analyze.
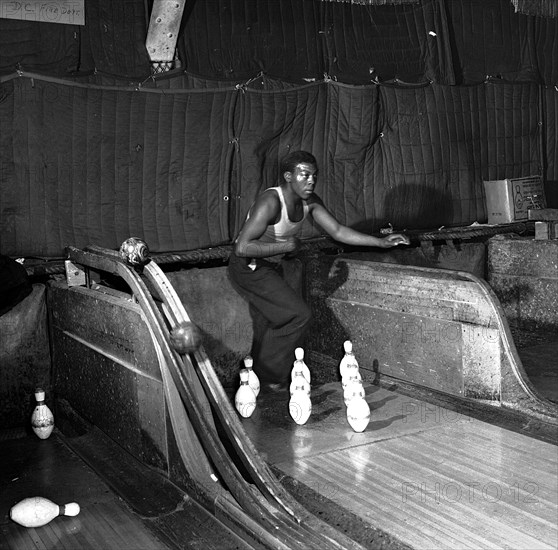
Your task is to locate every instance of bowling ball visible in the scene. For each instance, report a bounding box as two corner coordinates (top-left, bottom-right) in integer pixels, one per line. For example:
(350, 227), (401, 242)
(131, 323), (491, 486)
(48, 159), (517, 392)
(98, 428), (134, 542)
(119, 237), (150, 266)
(170, 321), (201, 354)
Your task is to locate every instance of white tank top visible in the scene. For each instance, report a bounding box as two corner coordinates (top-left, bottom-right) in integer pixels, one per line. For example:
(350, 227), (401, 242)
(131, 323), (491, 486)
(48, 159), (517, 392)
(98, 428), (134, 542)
(259, 186), (309, 243)
(242, 186), (309, 267)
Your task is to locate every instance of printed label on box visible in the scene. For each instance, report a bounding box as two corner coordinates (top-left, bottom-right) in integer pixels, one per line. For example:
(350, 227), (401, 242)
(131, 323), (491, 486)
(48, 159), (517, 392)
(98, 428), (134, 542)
(512, 177), (546, 219)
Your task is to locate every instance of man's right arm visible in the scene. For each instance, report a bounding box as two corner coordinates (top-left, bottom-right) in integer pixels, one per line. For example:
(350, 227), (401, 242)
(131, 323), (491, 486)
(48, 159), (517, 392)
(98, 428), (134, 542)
(234, 193), (299, 258)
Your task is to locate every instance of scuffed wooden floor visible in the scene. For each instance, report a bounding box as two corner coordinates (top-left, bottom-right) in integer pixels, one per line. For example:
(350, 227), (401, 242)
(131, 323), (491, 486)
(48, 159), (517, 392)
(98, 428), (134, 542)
(242, 382), (558, 550)
(0, 430), (171, 550)
(0, 428), (250, 550)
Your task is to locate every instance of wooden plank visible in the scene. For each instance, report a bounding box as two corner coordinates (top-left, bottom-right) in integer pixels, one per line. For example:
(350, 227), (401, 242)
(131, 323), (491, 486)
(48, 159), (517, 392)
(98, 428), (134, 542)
(529, 208), (558, 221)
(462, 325), (501, 400)
(49, 283), (161, 380)
(277, 410), (558, 550)
(328, 262), (495, 327)
(328, 300), (465, 395)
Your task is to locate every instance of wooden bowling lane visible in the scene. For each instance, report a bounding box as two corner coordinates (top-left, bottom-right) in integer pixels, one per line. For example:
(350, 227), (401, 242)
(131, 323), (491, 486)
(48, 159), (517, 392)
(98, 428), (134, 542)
(0, 428), (251, 550)
(242, 382), (558, 550)
(0, 429), (171, 550)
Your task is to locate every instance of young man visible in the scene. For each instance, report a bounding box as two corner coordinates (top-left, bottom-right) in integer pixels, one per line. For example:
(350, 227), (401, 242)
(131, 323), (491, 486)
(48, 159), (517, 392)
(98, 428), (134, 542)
(228, 151), (409, 392)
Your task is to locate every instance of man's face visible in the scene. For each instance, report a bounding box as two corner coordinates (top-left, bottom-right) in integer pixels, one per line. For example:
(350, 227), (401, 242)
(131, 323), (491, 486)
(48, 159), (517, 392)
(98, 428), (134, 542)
(287, 162), (317, 199)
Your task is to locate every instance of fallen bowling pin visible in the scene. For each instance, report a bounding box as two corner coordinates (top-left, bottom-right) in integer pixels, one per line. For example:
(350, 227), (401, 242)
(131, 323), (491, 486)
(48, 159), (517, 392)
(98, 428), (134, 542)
(10, 497), (80, 528)
(31, 388), (54, 440)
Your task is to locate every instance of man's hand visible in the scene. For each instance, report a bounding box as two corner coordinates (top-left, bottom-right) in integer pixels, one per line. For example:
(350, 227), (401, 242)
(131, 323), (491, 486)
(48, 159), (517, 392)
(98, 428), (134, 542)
(286, 236), (301, 254)
(382, 233), (410, 247)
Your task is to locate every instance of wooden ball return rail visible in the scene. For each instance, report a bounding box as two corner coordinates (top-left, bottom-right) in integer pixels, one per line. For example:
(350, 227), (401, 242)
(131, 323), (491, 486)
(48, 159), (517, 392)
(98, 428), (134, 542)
(58, 244), (366, 550)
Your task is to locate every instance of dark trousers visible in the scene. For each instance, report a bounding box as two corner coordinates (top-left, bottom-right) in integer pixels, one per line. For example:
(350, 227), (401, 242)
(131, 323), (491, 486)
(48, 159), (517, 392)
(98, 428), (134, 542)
(227, 252), (312, 385)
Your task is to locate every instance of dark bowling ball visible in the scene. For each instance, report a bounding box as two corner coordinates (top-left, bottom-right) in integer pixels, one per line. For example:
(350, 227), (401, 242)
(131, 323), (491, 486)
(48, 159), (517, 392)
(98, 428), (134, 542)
(119, 237), (150, 266)
(170, 321), (201, 354)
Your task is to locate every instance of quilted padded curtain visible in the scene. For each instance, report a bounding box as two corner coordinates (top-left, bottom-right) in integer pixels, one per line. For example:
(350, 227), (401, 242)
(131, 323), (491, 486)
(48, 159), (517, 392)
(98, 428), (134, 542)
(323, 83), (384, 233)
(179, 0), (325, 82)
(543, 87), (558, 206)
(0, 76), (235, 256)
(379, 81), (542, 229)
(0, 0), (151, 78)
(321, 0), (454, 84)
(512, 0), (558, 18)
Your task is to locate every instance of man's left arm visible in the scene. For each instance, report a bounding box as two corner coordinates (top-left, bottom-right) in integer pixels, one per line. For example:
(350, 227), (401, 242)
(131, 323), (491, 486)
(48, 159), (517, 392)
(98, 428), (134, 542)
(309, 197), (409, 248)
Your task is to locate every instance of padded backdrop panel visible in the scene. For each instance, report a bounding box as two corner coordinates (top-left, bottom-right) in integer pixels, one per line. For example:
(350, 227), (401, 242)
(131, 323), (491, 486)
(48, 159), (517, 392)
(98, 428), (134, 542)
(80, 0), (151, 78)
(379, 81), (541, 229)
(0, 0), (556, 257)
(0, 0), (556, 86)
(543, 87), (558, 206)
(445, 0), (539, 85)
(0, 76), (235, 256)
(323, 0), (455, 85)
(179, 0), (325, 82)
(0, 19), (82, 76)
(322, 83), (384, 233)
(534, 16), (558, 86)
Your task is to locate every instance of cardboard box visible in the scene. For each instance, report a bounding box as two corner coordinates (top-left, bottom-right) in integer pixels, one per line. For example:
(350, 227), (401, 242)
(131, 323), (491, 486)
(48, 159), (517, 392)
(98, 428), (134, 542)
(483, 175), (546, 225)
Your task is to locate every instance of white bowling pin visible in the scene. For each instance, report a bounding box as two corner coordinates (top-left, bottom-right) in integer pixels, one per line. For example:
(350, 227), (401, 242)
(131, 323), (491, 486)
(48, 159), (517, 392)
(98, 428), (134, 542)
(31, 388), (54, 440)
(10, 496), (80, 528)
(289, 386), (312, 425)
(346, 395), (370, 433)
(341, 367), (362, 390)
(339, 340), (360, 381)
(292, 347), (311, 384)
(343, 378), (365, 406)
(290, 370), (310, 397)
(243, 356), (260, 397)
(235, 369), (256, 418)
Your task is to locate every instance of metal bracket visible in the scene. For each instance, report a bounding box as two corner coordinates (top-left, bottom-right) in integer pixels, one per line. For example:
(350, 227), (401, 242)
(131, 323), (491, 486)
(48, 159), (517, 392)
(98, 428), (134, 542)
(145, 0), (186, 62)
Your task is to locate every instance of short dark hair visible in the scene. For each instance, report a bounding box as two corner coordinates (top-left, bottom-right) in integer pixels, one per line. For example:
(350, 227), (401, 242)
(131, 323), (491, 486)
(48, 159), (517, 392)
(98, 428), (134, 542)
(280, 151), (317, 175)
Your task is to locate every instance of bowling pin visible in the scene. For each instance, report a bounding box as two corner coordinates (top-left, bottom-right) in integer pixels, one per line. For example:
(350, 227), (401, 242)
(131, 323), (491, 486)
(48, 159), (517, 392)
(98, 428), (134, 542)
(343, 378), (365, 406)
(346, 394), (370, 433)
(290, 370), (310, 397)
(289, 385), (312, 425)
(31, 388), (54, 440)
(243, 355), (260, 397)
(235, 369), (256, 418)
(292, 347), (311, 384)
(10, 497), (80, 528)
(339, 340), (359, 381)
(341, 367), (362, 390)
